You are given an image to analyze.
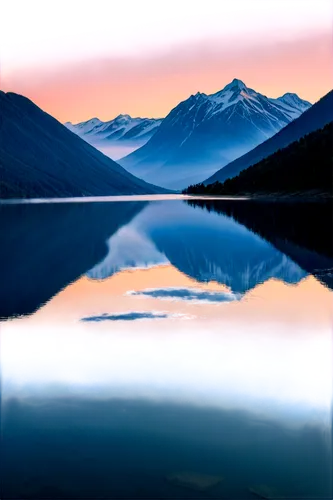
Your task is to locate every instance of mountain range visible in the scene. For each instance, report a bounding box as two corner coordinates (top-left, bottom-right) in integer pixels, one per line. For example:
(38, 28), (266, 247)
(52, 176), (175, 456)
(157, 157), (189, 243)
(1, 81), (326, 199)
(205, 89), (333, 185)
(118, 79), (311, 189)
(65, 114), (162, 146)
(0, 91), (164, 198)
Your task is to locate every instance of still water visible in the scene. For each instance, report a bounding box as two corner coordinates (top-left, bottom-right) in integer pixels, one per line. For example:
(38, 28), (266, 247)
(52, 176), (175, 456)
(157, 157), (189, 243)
(0, 197), (332, 499)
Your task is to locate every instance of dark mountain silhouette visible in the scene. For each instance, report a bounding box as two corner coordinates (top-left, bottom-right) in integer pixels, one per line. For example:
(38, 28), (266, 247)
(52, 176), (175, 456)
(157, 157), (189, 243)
(185, 198), (333, 290)
(0, 201), (147, 319)
(0, 91), (164, 198)
(184, 122), (333, 196)
(205, 90), (333, 184)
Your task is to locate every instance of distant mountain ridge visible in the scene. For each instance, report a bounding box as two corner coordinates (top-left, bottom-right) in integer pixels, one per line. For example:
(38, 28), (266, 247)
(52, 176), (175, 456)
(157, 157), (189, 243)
(119, 78), (311, 189)
(0, 91), (164, 198)
(205, 89), (332, 185)
(65, 114), (162, 145)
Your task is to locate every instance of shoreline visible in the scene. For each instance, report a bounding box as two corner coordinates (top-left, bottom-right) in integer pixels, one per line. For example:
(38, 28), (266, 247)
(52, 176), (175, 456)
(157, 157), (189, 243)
(0, 191), (332, 204)
(185, 191), (333, 202)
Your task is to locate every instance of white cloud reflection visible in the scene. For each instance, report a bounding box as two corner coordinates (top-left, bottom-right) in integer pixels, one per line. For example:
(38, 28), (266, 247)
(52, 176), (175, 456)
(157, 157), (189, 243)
(1, 320), (332, 432)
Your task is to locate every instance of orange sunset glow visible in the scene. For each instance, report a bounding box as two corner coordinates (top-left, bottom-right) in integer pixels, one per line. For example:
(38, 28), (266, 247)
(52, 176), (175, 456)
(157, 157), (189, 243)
(22, 265), (333, 332)
(2, 264), (331, 397)
(1, 0), (332, 123)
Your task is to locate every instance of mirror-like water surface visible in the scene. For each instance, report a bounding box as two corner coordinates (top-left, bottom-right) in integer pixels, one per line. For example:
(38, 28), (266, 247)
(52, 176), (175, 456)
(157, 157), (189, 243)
(0, 197), (332, 499)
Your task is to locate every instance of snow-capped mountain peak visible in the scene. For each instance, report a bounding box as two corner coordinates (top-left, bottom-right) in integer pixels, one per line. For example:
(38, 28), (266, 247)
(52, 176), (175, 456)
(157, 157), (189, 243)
(65, 117), (104, 135)
(280, 92), (302, 101)
(194, 91), (206, 97)
(270, 92), (312, 120)
(64, 114), (163, 152)
(221, 78), (247, 92)
(277, 92), (311, 109)
(77, 117), (103, 128)
(182, 79), (311, 126)
(207, 79), (263, 113)
(119, 79), (312, 189)
(188, 92), (207, 102)
(114, 114), (132, 122)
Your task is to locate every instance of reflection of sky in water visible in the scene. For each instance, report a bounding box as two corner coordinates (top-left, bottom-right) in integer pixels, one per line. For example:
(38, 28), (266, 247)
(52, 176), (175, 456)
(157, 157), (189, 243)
(1, 198), (332, 499)
(2, 315), (332, 433)
(1, 199), (332, 434)
(2, 316), (332, 399)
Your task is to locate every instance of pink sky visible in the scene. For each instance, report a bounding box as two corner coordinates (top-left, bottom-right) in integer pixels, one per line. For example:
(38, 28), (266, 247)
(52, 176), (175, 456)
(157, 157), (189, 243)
(0, 3), (333, 123)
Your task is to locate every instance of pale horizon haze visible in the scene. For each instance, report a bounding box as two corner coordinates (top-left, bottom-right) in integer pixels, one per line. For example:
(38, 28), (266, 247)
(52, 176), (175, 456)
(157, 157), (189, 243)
(0, 0), (332, 122)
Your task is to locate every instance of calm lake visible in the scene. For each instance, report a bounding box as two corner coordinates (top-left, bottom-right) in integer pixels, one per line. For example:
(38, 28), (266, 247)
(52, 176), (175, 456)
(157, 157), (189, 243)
(0, 196), (332, 499)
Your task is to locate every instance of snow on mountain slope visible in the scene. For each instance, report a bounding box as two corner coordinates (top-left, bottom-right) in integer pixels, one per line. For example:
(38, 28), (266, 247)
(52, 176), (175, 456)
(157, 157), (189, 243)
(0, 91), (165, 198)
(204, 90), (332, 186)
(64, 117), (104, 135)
(270, 93), (311, 120)
(65, 114), (162, 154)
(119, 79), (311, 189)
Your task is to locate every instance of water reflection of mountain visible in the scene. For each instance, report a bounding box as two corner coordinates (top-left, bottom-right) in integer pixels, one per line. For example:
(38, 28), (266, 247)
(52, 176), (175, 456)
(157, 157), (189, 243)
(185, 199), (333, 290)
(1, 198), (318, 321)
(0, 201), (146, 319)
(86, 224), (168, 280)
(87, 201), (307, 293)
